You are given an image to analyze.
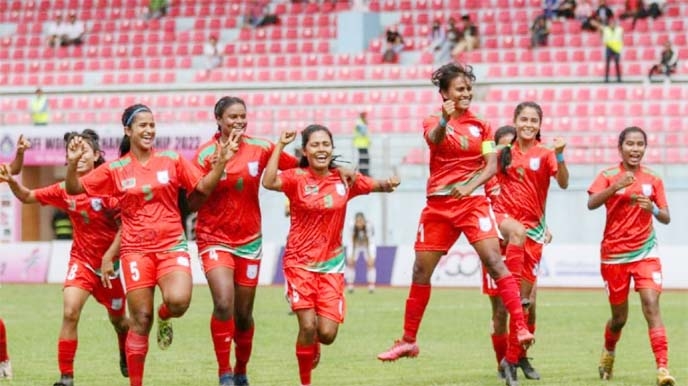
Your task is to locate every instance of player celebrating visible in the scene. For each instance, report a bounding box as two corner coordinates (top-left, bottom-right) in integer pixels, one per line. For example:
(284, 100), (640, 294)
(588, 126), (676, 386)
(344, 212), (377, 293)
(262, 125), (399, 386)
(492, 102), (569, 385)
(191, 96), (299, 386)
(377, 62), (533, 364)
(64, 104), (238, 386)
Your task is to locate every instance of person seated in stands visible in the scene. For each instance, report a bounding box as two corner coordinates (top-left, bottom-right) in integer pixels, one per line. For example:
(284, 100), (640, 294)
(146, 0), (168, 20)
(555, 0), (577, 19)
(47, 14), (67, 47)
(61, 13), (85, 46)
(648, 40), (678, 82)
(427, 19), (449, 64)
(576, 0), (594, 22)
(204, 35), (222, 72)
(382, 26), (404, 63)
(646, 0), (666, 18)
(530, 13), (550, 48)
(620, 0), (647, 29)
(451, 14), (479, 58)
(582, 0), (613, 32)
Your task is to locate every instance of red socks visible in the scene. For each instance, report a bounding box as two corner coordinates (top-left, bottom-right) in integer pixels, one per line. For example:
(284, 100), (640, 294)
(490, 333), (508, 366)
(604, 322), (622, 352)
(504, 244), (525, 279)
(402, 283), (431, 342)
(233, 324), (254, 375)
(296, 343), (317, 386)
(211, 316), (235, 376)
(57, 339), (77, 376)
(125, 331), (148, 386)
(495, 275), (527, 330)
(157, 304), (172, 320)
(649, 327), (668, 369)
(0, 319), (8, 362)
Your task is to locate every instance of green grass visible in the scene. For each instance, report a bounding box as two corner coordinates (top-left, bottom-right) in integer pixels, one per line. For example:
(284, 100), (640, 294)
(0, 284), (686, 386)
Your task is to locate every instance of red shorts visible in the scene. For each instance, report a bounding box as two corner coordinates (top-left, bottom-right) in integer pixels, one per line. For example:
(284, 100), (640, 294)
(415, 195), (498, 251)
(481, 265), (500, 297)
(601, 258), (663, 305)
(120, 251), (192, 292)
(284, 267), (346, 323)
(199, 248), (261, 287)
(522, 238), (544, 284)
(64, 259), (126, 317)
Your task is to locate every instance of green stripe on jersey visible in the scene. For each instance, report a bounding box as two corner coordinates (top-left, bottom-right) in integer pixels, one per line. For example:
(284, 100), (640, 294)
(429, 173), (480, 196)
(306, 249), (345, 274)
(526, 217), (548, 244)
(156, 150), (179, 160)
(197, 144), (217, 165)
(242, 137), (271, 149)
(608, 231), (657, 264)
(109, 157), (131, 170)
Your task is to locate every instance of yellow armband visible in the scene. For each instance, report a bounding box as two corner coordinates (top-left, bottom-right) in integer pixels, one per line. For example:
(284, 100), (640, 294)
(482, 140), (496, 155)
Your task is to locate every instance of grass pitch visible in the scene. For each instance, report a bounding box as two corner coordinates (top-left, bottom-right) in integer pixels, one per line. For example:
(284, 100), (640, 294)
(0, 284), (685, 385)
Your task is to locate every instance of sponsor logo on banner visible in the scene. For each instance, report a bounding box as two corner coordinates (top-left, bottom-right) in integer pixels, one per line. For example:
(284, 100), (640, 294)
(0, 243), (51, 283)
(157, 170), (170, 184)
(529, 157), (540, 171)
(90, 198), (103, 211)
(248, 161), (259, 177)
(642, 184), (653, 196)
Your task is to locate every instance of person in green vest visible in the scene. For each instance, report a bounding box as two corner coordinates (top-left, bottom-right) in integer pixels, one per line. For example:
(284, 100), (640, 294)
(52, 209), (73, 240)
(602, 17), (623, 83)
(30, 88), (49, 126)
(353, 111), (370, 176)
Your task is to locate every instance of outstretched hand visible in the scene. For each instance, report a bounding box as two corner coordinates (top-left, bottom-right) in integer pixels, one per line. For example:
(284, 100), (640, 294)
(16, 134), (31, 153)
(67, 136), (86, 165)
(216, 130), (241, 164)
(382, 175), (401, 192)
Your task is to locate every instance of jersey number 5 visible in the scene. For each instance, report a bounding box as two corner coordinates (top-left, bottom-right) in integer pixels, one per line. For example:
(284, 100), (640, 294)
(130, 262), (140, 281)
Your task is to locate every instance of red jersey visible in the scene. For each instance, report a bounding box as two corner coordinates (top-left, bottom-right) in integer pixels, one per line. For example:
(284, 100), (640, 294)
(588, 164), (667, 264)
(193, 135), (298, 258)
(80, 150), (203, 255)
(280, 169), (375, 273)
(493, 142), (557, 243)
(485, 177), (500, 204)
(423, 110), (495, 197)
(34, 182), (120, 272)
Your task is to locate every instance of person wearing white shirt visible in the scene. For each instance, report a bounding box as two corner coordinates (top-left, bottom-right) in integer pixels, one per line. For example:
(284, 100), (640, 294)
(203, 35), (222, 71)
(62, 13), (85, 46)
(47, 15), (67, 47)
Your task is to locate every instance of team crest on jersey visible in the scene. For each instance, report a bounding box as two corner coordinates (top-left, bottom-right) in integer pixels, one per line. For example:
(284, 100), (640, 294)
(478, 216), (493, 232)
(468, 125), (481, 137)
(121, 178), (136, 189)
(246, 264), (258, 279)
(642, 183), (653, 196)
(248, 161), (259, 177)
(529, 157), (541, 171)
(90, 198), (103, 212)
(157, 170), (170, 184)
(335, 182), (346, 196)
(304, 185), (319, 195)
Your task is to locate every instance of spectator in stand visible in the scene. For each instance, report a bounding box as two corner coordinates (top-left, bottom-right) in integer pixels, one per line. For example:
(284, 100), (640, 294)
(620, 0), (647, 30)
(382, 26), (404, 63)
(530, 14), (550, 48)
(594, 0), (614, 26)
(451, 14), (479, 58)
(428, 19), (449, 64)
(648, 40), (678, 82)
(203, 35), (222, 72)
(646, 0), (666, 18)
(577, 0), (594, 24)
(47, 14), (66, 47)
(353, 111), (371, 176)
(61, 13), (85, 46)
(30, 88), (49, 126)
(146, 0), (168, 20)
(602, 17), (623, 83)
(555, 0), (577, 19)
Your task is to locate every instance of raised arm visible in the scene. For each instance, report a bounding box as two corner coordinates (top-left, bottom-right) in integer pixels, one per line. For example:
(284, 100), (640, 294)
(8, 135), (31, 175)
(65, 136), (87, 195)
(427, 100), (455, 145)
(553, 137), (569, 189)
(0, 164), (38, 204)
(192, 131), (240, 197)
(262, 130), (296, 191)
(371, 175), (400, 193)
(588, 172), (634, 210)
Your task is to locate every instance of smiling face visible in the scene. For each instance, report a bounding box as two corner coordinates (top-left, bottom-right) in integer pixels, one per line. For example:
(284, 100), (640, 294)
(71, 140), (98, 174)
(619, 130), (646, 168)
(303, 129), (333, 173)
(514, 106), (541, 143)
(217, 102), (247, 140)
(125, 111), (155, 152)
(440, 75), (473, 113)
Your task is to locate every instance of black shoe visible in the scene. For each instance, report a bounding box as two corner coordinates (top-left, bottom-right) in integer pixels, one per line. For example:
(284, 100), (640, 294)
(119, 350), (129, 378)
(500, 358), (519, 386)
(53, 374), (74, 386)
(517, 357), (541, 380)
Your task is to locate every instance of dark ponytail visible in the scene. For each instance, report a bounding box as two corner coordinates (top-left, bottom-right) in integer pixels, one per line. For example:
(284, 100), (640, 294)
(120, 104), (152, 157)
(298, 124), (338, 169)
(495, 125), (516, 174)
(63, 128), (106, 167)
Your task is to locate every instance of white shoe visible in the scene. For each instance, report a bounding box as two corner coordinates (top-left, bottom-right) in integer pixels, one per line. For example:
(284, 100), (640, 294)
(0, 359), (12, 379)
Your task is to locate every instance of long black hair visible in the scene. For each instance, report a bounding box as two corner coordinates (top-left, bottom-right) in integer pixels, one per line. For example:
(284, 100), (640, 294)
(120, 104), (152, 157)
(298, 124), (338, 169)
(213, 96), (246, 137)
(64, 129), (105, 167)
(498, 102), (543, 174)
(431, 62), (476, 100)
